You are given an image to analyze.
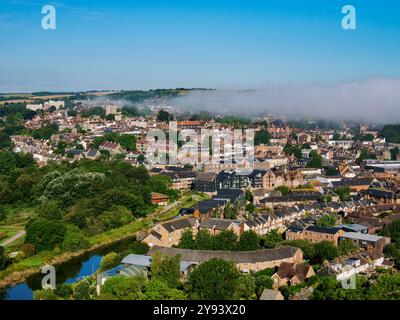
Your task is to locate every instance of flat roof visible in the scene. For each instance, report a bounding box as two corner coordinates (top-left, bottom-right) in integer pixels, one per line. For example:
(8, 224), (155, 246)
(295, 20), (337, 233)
(341, 232), (384, 242)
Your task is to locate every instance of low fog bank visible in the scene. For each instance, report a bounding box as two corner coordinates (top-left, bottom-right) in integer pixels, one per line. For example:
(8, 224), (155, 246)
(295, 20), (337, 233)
(170, 78), (400, 124)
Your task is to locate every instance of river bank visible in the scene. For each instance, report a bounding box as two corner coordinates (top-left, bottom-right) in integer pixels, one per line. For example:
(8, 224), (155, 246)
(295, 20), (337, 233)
(0, 218), (151, 291)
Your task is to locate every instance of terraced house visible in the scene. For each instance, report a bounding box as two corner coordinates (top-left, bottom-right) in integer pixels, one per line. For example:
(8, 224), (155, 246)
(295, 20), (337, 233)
(142, 217), (199, 247)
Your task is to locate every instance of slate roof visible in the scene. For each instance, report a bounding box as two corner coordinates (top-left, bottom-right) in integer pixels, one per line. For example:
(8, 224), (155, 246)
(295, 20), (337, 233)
(305, 225), (342, 235)
(161, 217), (197, 232)
(200, 218), (242, 230)
(148, 245), (302, 264)
(195, 172), (217, 182)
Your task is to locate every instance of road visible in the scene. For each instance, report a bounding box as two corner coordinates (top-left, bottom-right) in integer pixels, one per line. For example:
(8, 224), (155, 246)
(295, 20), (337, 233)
(0, 230), (26, 247)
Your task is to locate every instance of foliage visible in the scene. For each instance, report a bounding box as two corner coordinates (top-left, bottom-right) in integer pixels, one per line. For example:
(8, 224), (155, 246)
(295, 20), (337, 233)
(101, 252), (122, 271)
(334, 186), (351, 201)
(101, 275), (146, 300)
(61, 224), (89, 251)
(254, 130), (271, 146)
(72, 279), (92, 300)
(306, 150), (323, 169)
(150, 252), (181, 288)
(283, 143), (302, 159)
(186, 258), (241, 300)
(261, 229), (284, 249)
(274, 186), (291, 196)
(338, 239), (358, 256)
(380, 124), (400, 143)
(237, 230), (260, 251)
(0, 246), (11, 271)
(157, 110), (173, 122)
(314, 241), (339, 263)
(234, 275), (257, 300)
(25, 219), (67, 252)
(316, 214), (337, 228)
(143, 279), (187, 300)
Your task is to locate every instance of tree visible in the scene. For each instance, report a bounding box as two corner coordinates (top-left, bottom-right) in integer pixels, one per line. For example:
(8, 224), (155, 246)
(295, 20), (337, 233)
(261, 229), (283, 249)
(72, 279), (92, 300)
(213, 230), (238, 251)
(186, 258), (241, 300)
(254, 273), (274, 296)
(306, 150), (323, 169)
(0, 151), (16, 176)
(316, 214), (337, 228)
(144, 279), (187, 300)
(238, 230), (260, 251)
(234, 275), (256, 300)
(314, 241), (339, 263)
(283, 143), (302, 159)
(0, 246), (11, 271)
(245, 190), (253, 203)
(357, 147), (376, 164)
(157, 110), (172, 122)
(178, 229), (195, 249)
(100, 252), (121, 271)
(338, 238), (358, 256)
(54, 284), (73, 299)
(0, 206), (6, 221)
(101, 275), (146, 300)
(150, 252), (181, 288)
(390, 147), (400, 160)
(61, 224), (89, 252)
(384, 243), (400, 260)
(0, 131), (12, 149)
(325, 167), (337, 176)
(275, 186), (291, 196)
(254, 130), (271, 146)
(245, 203), (256, 213)
(25, 218), (67, 252)
(284, 240), (316, 260)
(39, 200), (63, 220)
(334, 186), (351, 201)
(193, 229), (214, 250)
(130, 242), (150, 255)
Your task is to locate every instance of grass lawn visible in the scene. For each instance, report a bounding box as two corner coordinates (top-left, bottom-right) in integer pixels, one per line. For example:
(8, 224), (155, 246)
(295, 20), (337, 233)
(0, 205), (37, 227)
(0, 226), (21, 243)
(155, 192), (210, 222)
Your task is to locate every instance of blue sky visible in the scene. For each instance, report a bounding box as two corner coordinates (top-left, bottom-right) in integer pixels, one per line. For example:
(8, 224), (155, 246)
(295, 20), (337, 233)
(1, 0), (400, 92)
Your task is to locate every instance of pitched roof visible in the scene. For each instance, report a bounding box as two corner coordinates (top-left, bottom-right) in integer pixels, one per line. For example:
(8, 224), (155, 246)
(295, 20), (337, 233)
(305, 225), (342, 235)
(147, 245), (302, 264)
(161, 217), (197, 233)
(260, 289), (284, 300)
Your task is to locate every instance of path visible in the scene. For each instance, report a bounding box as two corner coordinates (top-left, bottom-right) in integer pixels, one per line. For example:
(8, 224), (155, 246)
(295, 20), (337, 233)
(0, 230), (26, 247)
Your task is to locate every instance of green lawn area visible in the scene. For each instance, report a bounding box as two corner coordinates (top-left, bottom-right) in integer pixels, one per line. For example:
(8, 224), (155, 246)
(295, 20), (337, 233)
(0, 226), (21, 243)
(0, 205), (37, 226)
(155, 192), (210, 222)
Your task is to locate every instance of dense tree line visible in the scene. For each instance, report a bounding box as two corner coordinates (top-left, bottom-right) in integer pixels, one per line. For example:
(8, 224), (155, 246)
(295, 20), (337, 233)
(178, 229), (261, 251)
(0, 154), (177, 255)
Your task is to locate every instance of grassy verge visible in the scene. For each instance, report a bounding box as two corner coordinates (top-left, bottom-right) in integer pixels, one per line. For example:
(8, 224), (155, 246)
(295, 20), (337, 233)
(0, 226), (20, 242)
(155, 193), (210, 222)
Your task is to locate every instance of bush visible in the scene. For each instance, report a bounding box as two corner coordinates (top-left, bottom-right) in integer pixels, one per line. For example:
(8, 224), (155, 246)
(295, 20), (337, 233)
(186, 258), (241, 300)
(100, 252), (121, 271)
(61, 225), (89, 252)
(21, 243), (35, 258)
(101, 275), (146, 300)
(54, 284), (73, 299)
(73, 279), (91, 300)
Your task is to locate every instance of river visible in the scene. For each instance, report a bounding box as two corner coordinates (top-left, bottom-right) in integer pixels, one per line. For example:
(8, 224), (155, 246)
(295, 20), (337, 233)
(0, 237), (138, 300)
